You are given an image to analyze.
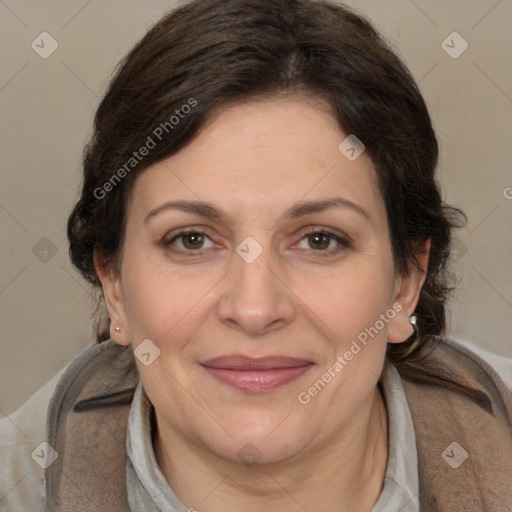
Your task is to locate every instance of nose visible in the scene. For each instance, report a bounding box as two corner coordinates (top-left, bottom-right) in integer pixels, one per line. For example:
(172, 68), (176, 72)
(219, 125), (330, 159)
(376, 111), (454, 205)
(217, 242), (296, 336)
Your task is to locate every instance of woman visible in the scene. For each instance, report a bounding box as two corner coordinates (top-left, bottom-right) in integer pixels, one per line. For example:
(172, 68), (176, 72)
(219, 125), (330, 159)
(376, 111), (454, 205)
(2, 0), (511, 510)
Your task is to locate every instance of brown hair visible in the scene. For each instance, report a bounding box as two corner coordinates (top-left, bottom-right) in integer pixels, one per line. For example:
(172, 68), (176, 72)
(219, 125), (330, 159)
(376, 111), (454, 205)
(67, 0), (466, 378)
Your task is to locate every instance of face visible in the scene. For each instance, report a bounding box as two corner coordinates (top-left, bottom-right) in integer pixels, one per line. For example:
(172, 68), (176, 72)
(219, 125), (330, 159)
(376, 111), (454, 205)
(97, 95), (425, 466)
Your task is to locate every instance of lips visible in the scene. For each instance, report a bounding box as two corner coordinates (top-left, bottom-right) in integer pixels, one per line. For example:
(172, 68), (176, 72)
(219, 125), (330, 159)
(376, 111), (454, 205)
(202, 355), (312, 370)
(200, 355), (313, 392)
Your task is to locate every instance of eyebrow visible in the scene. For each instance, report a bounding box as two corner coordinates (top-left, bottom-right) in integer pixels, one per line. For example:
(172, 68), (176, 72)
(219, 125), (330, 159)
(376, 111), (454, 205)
(144, 196), (371, 225)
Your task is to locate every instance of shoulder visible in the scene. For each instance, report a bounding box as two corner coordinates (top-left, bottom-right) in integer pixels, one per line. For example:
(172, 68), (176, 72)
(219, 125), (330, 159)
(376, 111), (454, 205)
(0, 364), (68, 511)
(398, 337), (512, 508)
(0, 339), (117, 511)
(0, 340), (136, 511)
(0, 341), (122, 510)
(399, 335), (512, 422)
(453, 337), (512, 391)
(432, 336), (512, 400)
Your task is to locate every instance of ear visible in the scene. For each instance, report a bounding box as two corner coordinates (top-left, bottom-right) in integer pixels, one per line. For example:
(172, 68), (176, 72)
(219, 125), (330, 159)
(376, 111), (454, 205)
(387, 239), (431, 344)
(93, 249), (131, 346)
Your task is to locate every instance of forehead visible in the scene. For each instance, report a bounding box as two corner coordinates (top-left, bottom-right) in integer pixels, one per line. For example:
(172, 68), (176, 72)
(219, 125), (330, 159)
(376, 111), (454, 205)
(127, 96), (385, 225)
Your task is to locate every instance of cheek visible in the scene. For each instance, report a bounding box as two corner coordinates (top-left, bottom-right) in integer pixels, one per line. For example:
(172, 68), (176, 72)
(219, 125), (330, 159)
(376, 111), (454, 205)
(120, 245), (207, 341)
(291, 256), (395, 346)
(292, 264), (392, 421)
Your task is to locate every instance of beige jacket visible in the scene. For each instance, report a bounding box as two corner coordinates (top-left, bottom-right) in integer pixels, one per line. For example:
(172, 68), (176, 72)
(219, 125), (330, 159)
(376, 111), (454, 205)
(26, 337), (512, 510)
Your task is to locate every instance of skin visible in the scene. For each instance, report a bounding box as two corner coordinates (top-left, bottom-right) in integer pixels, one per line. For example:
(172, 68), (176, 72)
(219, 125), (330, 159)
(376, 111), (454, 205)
(95, 95), (429, 512)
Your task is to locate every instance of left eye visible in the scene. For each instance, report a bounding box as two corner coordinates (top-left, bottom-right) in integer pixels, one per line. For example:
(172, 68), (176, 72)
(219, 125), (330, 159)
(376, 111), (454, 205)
(295, 230), (348, 253)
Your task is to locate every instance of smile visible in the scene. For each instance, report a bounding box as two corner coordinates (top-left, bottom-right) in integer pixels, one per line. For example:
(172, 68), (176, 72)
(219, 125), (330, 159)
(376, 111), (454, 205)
(200, 355), (314, 392)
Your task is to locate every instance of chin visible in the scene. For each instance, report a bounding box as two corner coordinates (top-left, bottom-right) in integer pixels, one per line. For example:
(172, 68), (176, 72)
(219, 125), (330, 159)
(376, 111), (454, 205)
(206, 414), (313, 467)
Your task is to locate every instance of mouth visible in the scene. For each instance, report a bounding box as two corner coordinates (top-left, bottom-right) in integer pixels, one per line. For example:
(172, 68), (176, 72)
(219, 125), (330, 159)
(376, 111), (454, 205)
(200, 355), (314, 392)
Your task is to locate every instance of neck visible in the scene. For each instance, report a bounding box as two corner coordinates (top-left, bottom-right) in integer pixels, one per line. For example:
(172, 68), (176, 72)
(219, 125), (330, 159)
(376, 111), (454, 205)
(153, 386), (388, 512)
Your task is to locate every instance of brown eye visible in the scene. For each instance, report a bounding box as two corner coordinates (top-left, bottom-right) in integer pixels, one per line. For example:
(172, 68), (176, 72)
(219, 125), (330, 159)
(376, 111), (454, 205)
(166, 230), (215, 254)
(296, 228), (351, 255)
(181, 232), (205, 250)
(307, 232), (332, 250)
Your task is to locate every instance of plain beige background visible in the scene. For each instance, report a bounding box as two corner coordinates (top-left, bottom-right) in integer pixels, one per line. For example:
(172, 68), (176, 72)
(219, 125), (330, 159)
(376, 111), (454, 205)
(1, 0), (511, 416)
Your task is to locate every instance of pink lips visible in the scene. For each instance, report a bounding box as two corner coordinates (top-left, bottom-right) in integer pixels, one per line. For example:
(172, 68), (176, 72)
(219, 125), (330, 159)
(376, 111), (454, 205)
(201, 355), (313, 392)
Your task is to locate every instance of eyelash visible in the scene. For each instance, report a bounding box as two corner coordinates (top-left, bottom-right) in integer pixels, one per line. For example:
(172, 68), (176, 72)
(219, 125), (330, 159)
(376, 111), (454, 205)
(164, 226), (351, 257)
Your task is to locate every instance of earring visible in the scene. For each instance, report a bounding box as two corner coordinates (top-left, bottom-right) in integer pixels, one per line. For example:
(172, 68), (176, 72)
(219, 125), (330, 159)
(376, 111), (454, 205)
(114, 326), (121, 333)
(399, 313), (420, 358)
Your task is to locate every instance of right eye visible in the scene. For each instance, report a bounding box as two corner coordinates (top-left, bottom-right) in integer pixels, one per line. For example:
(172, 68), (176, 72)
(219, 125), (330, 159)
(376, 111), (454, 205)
(166, 230), (216, 255)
